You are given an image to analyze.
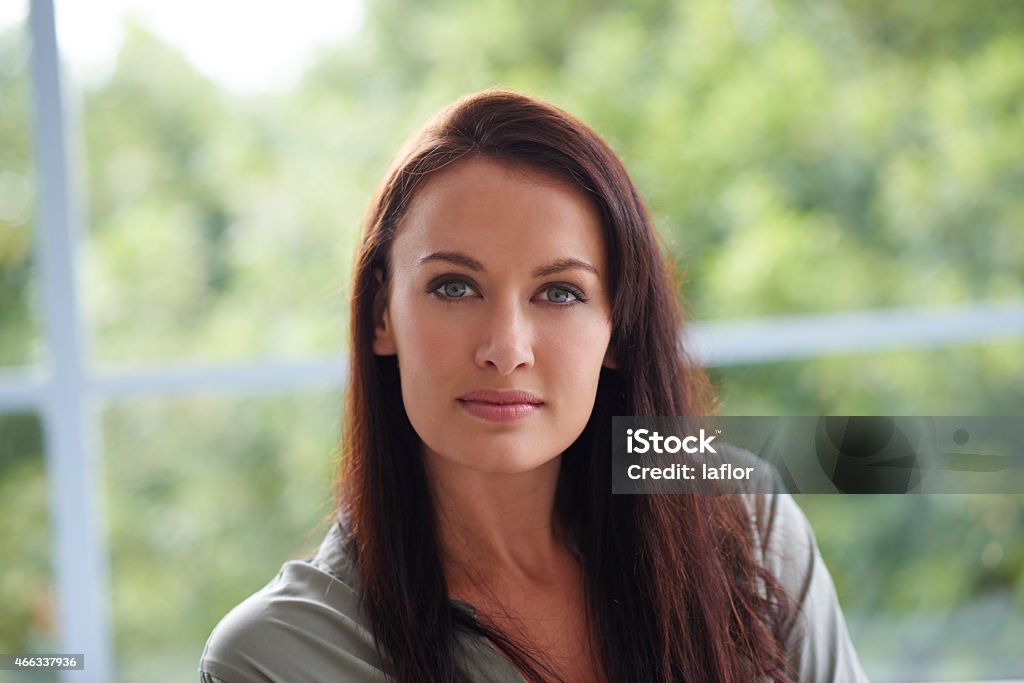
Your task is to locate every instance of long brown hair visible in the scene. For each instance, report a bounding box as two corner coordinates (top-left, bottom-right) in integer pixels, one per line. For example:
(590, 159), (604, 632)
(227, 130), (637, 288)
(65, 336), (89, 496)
(338, 89), (795, 682)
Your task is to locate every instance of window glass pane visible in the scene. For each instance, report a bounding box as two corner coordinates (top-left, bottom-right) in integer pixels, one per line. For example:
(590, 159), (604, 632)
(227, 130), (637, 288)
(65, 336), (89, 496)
(712, 340), (1024, 415)
(57, 2), (365, 366)
(0, 3), (43, 368)
(799, 493), (1024, 680)
(714, 341), (1024, 678)
(0, 413), (56, 678)
(101, 391), (339, 682)
(60, 0), (1023, 369)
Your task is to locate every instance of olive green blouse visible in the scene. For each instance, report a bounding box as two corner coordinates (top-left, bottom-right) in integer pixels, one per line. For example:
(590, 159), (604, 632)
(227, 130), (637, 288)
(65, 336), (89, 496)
(199, 493), (869, 682)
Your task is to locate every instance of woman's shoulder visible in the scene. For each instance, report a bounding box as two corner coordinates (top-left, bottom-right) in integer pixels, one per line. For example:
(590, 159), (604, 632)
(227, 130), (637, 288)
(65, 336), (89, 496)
(743, 490), (819, 599)
(741, 490), (871, 682)
(198, 521), (388, 683)
(713, 442), (828, 590)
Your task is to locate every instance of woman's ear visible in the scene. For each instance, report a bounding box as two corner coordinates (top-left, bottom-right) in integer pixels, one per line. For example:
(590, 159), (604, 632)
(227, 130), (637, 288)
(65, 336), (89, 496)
(372, 269), (397, 356)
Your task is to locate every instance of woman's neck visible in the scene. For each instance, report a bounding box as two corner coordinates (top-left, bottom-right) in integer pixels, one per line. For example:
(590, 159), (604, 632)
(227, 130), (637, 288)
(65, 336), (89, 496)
(424, 451), (571, 591)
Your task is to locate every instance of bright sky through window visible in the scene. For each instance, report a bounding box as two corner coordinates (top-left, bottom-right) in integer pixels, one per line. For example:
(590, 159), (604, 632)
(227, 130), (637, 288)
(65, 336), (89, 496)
(1, 0), (363, 92)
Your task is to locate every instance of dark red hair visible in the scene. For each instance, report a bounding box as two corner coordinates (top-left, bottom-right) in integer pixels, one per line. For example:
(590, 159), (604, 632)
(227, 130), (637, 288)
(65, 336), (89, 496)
(337, 89), (795, 682)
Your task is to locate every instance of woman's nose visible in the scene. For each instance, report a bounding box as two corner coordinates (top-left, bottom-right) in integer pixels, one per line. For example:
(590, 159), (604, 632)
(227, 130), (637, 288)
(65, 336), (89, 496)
(473, 302), (535, 375)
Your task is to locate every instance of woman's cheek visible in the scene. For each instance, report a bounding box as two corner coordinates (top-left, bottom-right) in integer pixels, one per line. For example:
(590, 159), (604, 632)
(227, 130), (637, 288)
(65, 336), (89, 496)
(419, 315), (465, 361)
(399, 310), (466, 384)
(393, 292), (448, 352)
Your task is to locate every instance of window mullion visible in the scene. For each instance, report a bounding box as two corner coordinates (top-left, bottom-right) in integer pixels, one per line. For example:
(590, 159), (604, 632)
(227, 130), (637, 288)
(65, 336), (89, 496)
(27, 1), (113, 681)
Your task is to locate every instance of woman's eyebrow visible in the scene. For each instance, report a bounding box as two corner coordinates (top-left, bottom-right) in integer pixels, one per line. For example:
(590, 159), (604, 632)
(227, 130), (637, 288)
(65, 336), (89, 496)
(418, 251), (599, 277)
(532, 257), (599, 278)
(418, 251), (484, 271)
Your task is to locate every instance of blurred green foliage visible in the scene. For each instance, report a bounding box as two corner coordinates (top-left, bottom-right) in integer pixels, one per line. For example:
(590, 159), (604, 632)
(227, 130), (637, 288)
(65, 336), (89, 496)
(1, 0), (1022, 680)
(101, 393), (339, 682)
(0, 415), (52, 662)
(0, 20), (38, 367)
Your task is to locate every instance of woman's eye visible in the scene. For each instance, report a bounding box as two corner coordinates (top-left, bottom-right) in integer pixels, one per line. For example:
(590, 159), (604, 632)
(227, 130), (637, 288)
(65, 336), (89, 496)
(436, 281), (475, 299)
(542, 286), (579, 304)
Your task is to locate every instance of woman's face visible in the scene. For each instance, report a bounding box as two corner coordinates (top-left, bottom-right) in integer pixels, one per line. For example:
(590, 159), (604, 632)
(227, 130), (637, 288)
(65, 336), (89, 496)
(373, 155), (615, 476)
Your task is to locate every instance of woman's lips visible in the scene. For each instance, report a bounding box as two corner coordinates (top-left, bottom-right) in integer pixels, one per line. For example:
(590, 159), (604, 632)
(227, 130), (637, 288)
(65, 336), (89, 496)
(457, 390), (543, 423)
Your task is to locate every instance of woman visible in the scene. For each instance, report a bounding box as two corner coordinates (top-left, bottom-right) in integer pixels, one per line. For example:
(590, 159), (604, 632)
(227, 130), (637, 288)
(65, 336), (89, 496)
(200, 90), (868, 682)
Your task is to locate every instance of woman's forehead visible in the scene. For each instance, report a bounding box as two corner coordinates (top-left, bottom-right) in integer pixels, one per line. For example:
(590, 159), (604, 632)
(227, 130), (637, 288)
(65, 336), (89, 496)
(393, 156), (607, 273)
